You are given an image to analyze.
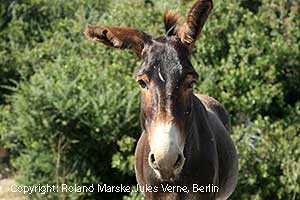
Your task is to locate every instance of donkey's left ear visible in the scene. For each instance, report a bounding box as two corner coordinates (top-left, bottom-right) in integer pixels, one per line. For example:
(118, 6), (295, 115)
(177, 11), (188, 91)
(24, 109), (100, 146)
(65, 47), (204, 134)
(84, 25), (151, 56)
(177, 0), (213, 49)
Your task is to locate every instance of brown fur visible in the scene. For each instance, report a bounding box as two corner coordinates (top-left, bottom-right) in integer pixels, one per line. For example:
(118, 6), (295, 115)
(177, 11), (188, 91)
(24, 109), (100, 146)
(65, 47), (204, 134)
(133, 37), (238, 199)
(84, 25), (150, 55)
(163, 10), (181, 36)
(177, 0), (213, 46)
(135, 94), (238, 200)
(196, 94), (231, 132)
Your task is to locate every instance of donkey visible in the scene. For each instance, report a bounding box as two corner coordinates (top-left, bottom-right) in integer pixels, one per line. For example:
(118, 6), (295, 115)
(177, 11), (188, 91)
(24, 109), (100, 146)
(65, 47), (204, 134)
(85, 0), (238, 199)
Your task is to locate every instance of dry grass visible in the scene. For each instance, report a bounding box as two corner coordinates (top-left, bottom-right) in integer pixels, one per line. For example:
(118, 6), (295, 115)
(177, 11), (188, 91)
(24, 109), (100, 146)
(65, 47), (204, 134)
(0, 178), (25, 200)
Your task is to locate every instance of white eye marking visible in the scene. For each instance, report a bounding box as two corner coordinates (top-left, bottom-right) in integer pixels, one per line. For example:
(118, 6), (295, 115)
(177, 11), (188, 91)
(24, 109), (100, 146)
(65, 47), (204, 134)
(158, 67), (166, 82)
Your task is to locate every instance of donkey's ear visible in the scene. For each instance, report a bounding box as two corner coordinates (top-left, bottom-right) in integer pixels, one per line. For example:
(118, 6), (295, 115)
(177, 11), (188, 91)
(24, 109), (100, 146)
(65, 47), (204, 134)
(164, 10), (181, 36)
(177, 0), (213, 48)
(84, 25), (151, 56)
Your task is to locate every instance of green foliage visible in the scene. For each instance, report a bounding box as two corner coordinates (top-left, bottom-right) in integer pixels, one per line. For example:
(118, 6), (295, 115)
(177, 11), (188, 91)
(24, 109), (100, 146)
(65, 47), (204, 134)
(193, 0), (300, 123)
(2, 50), (141, 199)
(0, 0), (299, 199)
(232, 107), (300, 199)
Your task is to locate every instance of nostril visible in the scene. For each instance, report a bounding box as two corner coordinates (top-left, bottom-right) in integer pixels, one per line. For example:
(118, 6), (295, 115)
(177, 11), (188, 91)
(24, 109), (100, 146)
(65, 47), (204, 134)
(150, 153), (156, 163)
(149, 153), (160, 170)
(174, 154), (182, 168)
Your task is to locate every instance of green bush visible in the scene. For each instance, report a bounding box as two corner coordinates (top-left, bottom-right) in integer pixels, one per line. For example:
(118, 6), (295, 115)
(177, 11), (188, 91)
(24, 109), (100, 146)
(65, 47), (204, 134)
(231, 109), (300, 199)
(0, 0), (299, 199)
(3, 57), (141, 199)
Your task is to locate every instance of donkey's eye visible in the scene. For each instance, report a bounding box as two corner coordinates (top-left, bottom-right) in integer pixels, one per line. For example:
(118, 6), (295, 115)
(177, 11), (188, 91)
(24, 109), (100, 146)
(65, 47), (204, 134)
(137, 80), (147, 89)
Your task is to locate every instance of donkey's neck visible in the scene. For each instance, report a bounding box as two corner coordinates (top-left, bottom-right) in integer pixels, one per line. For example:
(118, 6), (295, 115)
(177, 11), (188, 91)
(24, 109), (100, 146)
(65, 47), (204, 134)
(186, 94), (215, 151)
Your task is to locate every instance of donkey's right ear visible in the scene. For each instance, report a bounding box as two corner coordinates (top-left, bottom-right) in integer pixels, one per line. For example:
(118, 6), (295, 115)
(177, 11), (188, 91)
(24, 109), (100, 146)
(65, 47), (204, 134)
(84, 25), (151, 56)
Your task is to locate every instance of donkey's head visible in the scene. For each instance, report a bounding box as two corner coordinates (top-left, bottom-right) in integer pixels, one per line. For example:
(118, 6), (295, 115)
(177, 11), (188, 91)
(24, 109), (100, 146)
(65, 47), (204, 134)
(85, 0), (213, 181)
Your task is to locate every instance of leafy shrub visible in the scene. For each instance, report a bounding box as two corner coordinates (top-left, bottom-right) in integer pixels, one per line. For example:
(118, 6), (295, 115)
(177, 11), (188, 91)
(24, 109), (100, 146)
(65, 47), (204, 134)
(231, 108), (300, 199)
(3, 57), (141, 199)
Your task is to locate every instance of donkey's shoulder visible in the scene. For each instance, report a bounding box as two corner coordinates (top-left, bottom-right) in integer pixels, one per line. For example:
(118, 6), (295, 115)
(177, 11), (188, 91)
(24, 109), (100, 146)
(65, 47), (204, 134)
(195, 93), (231, 132)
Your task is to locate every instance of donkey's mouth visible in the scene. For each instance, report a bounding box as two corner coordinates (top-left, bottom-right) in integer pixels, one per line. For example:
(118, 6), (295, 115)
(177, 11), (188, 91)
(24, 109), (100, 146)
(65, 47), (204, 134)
(153, 168), (180, 182)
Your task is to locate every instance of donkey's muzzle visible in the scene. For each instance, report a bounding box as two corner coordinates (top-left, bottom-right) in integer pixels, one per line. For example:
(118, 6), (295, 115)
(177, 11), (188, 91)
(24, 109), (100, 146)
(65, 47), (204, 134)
(148, 122), (185, 180)
(148, 150), (185, 181)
